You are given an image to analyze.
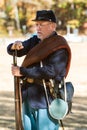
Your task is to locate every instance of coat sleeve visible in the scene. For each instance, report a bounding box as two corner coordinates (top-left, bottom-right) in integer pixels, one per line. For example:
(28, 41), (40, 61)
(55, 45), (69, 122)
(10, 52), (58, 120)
(7, 36), (39, 57)
(20, 49), (68, 82)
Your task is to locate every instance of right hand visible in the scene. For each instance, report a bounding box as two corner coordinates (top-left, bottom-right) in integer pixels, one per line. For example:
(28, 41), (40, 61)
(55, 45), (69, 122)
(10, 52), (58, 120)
(11, 65), (23, 77)
(11, 41), (24, 50)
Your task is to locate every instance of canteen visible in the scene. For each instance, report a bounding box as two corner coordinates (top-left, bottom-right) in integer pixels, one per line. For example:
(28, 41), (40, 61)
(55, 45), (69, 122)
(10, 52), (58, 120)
(49, 98), (68, 120)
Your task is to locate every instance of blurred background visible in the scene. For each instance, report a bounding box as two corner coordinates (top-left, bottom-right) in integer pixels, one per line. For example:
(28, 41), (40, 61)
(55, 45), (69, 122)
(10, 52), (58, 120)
(0, 0), (87, 130)
(0, 0), (87, 36)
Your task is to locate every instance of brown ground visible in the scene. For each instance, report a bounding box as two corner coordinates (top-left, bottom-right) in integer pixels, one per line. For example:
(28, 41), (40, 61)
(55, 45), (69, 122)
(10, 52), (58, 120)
(0, 37), (87, 130)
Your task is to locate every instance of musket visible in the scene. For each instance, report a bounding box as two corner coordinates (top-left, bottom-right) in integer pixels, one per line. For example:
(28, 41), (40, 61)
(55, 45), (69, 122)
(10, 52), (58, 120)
(13, 50), (24, 130)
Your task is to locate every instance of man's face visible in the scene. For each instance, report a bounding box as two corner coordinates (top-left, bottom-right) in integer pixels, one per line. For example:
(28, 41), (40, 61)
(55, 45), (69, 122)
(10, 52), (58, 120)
(35, 21), (56, 40)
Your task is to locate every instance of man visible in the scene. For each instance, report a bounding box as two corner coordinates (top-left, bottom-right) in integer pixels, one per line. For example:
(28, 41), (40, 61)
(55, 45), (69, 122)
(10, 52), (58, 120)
(7, 10), (71, 130)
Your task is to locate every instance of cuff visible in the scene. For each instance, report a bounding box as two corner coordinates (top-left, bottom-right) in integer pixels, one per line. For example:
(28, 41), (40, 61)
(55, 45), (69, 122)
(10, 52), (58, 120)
(20, 67), (27, 76)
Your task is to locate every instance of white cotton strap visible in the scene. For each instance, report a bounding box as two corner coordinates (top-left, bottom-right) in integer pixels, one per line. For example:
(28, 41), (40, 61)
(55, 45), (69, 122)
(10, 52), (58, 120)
(63, 77), (67, 102)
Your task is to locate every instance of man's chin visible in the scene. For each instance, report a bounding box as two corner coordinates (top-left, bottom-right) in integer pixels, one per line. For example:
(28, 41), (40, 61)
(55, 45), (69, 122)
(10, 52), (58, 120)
(37, 34), (43, 40)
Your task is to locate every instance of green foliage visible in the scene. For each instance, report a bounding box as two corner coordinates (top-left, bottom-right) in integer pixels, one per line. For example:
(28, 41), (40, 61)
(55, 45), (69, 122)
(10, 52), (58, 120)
(5, 5), (13, 17)
(73, 0), (87, 3)
(52, 0), (87, 30)
(67, 19), (80, 28)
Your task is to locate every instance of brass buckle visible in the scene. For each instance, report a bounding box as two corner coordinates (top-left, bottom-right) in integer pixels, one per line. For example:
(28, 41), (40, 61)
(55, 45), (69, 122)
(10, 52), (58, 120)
(27, 78), (34, 83)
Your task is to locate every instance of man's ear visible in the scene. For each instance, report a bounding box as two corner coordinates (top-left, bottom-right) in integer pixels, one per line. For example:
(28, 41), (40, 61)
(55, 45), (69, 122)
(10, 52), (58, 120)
(51, 23), (57, 31)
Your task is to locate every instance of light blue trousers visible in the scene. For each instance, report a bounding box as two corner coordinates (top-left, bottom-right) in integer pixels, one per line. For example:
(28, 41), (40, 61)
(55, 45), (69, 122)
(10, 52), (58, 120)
(22, 101), (59, 130)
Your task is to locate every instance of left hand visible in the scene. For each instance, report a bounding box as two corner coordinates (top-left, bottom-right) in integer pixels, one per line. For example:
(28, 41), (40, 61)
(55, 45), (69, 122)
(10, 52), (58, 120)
(11, 65), (23, 77)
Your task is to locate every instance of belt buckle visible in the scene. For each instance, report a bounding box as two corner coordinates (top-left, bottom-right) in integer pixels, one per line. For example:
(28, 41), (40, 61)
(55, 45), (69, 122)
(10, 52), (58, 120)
(27, 78), (34, 83)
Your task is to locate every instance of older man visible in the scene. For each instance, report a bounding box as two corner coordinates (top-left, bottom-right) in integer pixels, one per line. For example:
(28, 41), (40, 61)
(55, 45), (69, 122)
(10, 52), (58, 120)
(7, 10), (71, 130)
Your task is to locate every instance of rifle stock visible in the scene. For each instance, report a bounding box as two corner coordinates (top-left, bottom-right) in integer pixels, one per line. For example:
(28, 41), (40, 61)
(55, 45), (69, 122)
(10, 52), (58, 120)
(13, 50), (24, 130)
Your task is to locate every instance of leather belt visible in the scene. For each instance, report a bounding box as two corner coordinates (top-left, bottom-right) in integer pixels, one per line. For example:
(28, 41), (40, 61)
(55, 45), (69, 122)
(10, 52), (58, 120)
(25, 78), (58, 98)
(26, 78), (50, 86)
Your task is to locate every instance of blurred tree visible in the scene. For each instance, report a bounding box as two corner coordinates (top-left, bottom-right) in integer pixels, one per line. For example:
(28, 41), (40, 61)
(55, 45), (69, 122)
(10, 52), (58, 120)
(0, 0), (87, 35)
(0, 0), (53, 34)
(52, 0), (87, 33)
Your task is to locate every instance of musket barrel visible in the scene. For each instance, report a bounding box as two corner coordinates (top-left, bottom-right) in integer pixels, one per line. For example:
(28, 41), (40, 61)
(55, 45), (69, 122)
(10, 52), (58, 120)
(13, 50), (24, 130)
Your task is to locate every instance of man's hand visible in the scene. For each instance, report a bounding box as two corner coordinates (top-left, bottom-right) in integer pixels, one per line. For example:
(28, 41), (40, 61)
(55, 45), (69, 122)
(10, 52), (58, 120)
(11, 65), (23, 77)
(11, 41), (24, 50)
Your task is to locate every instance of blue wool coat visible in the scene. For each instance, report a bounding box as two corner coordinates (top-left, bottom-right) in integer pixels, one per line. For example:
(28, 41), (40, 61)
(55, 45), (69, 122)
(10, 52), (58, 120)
(7, 32), (69, 109)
